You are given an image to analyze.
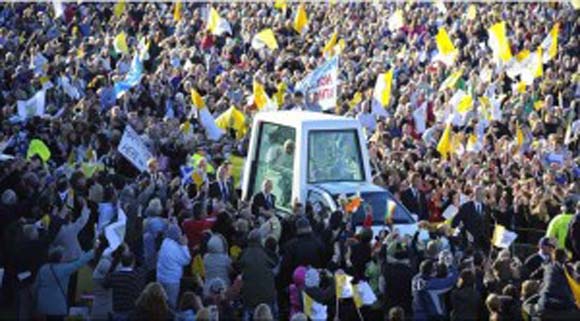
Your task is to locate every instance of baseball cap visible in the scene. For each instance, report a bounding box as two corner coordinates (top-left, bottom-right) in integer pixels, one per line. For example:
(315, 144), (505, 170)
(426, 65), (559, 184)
(538, 237), (556, 248)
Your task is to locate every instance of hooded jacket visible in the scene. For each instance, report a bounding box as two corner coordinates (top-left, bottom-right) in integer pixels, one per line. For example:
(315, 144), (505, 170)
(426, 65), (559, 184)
(203, 233), (232, 296)
(239, 238), (277, 308)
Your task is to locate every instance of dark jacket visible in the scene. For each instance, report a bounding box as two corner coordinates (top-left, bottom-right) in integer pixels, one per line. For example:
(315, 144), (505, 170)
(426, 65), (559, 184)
(450, 286), (482, 321)
(537, 262), (577, 313)
(279, 232), (326, 288)
(412, 268), (459, 321)
(209, 178), (238, 207)
(522, 252), (550, 280)
(383, 260), (414, 314)
(250, 191), (276, 217)
(239, 240), (277, 308)
(401, 187), (429, 221)
(451, 201), (491, 253)
(566, 213), (580, 261)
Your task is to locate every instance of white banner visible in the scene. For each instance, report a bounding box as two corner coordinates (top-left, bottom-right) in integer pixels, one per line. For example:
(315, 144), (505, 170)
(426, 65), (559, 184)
(17, 90), (46, 120)
(118, 125), (153, 172)
(295, 56), (339, 111)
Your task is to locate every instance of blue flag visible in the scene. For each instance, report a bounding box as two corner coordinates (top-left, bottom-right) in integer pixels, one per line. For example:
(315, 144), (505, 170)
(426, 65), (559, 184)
(114, 54), (144, 98)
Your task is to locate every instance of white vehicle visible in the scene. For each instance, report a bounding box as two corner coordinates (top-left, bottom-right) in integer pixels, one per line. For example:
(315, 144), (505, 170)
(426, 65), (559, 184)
(241, 111), (418, 237)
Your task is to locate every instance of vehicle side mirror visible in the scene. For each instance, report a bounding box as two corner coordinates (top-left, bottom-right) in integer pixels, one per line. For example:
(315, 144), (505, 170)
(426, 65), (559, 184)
(411, 214), (419, 222)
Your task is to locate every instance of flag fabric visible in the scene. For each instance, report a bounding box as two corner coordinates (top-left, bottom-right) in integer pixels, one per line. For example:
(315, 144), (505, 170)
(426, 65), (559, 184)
(440, 70), (463, 90)
(352, 283), (363, 308)
(322, 31), (338, 57)
(104, 207), (127, 254)
(114, 0), (125, 18)
(138, 37), (150, 61)
(52, 0), (64, 18)
(251, 29), (278, 50)
(564, 267), (580, 307)
(173, 0), (183, 22)
(207, 7), (232, 36)
(516, 122), (524, 147)
(113, 54), (144, 98)
(513, 81), (526, 94)
(253, 81), (270, 110)
(388, 9), (404, 31)
(413, 102), (428, 133)
(113, 32), (129, 54)
(354, 281), (378, 307)
(293, 4), (308, 34)
(191, 89), (205, 109)
(541, 23), (559, 63)
(348, 92), (363, 110)
(17, 89), (46, 120)
(303, 291), (328, 320)
(335, 273), (354, 298)
(465, 134), (482, 153)
(456, 95), (473, 114)
(274, 82), (287, 106)
(488, 21), (512, 63)
(274, 0), (287, 11)
(373, 69), (394, 108)
(385, 200), (397, 224)
(27, 139), (51, 162)
(520, 48), (543, 85)
(215, 106), (247, 139)
(492, 225), (518, 248)
(198, 108), (224, 141)
(466, 5), (476, 20)
(437, 123), (453, 159)
(435, 27), (457, 65)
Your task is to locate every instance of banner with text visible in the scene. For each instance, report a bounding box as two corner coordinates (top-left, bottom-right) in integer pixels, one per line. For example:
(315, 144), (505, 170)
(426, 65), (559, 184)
(118, 125), (153, 172)
(295, 56), (339, 111)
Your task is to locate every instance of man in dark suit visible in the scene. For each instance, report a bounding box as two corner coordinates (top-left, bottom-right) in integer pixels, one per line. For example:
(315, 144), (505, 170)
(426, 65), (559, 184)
(522, 237), (555, 280)
(401, 173), (429, 221)
(451, 186), (492, 253)
(209, 163), (237, 208)
(251, 179), (276, 218)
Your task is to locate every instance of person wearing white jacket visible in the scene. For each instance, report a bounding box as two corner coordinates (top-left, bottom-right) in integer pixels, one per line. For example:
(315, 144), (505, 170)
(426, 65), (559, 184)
(156, 222), (191, 308)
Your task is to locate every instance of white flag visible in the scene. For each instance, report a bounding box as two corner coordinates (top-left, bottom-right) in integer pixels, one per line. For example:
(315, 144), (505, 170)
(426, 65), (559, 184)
(17, 90), (46, 120)
(198, 107), (224, 141)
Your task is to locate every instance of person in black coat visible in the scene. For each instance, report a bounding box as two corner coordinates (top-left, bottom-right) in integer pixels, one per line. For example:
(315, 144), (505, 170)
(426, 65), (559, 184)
(209, 164), (238, 208)
(382, 243), (414, 315)
(250, 179), (276, 218)
(522, 237), (555, 280)
(451, 186), (492, 253)
(537, 249), (578, 316)
(400, 173), (429, 221)
(565, 205), (580, 261)
(278, 217), (326, 289)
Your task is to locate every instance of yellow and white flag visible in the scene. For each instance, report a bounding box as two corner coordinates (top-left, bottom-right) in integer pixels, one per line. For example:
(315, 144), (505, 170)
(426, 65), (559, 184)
(303, 291), (328, 320)
(293, 4), (308, 34)
(540, 23), (559, 63)
(114, 0), (126, 18)
(388, 9), (404, 32)
(215, 105), (247, 139)
(274, 0), (287, 11)
(465, 134), (482, 153)
(173, 0), (183, 22)
(373, 69), (393, 108)
(435, 27), (458, 66)
(492, 225), (518, 248)
(488, 21), (512, 63)
(440, 70), (463, 91)
(516, 122), (524, 147)
(466, 5), (476, 21)
(253, 81), (277, 111)
(520, 48), (543, 85)
(191, 89), (205, 109)
(437, 123), (453, 159)
(114, 32), (129, 54)
(322, 31), (338, 57)
(251, 29), (278, 50)
(207, 7), (232, 36)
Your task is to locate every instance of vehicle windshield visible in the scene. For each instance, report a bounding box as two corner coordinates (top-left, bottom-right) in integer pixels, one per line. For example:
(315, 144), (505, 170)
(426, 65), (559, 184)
(308, 129), (365, 183)
(338, 191), (415, 225)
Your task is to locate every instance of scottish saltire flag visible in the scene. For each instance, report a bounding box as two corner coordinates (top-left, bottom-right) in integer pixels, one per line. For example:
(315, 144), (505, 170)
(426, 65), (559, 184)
(180, 165), (194, 186)
(114, 54), (144, 98)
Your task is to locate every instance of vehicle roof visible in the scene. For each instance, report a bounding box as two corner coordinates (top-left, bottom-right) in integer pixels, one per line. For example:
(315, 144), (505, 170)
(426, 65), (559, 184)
(313, 182), (386, 195)
(254, 111), (360, 128)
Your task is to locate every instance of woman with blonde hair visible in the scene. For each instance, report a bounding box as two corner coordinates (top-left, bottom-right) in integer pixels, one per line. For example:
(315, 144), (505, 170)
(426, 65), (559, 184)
(129, 282), (173, 321)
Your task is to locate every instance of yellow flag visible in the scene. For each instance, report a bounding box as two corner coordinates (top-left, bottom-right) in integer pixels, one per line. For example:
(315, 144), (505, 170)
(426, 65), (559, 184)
(191, 254), (205, 279)
(436, 27), (456, 56)
(515, 81), (526, 94)
(541, 23), (559, 62)
(173, 0), (183, 22)
(251, 28), (279, 50)
(388, 9), (404, 32)
(181, 120), (191, 134)
(466, 134), (478, 152)
(322, 31), (338, 57)
(534, 100), (544, 111)
(67, 150), (76, 165)
(479, 97), (492, 121)
(349, 92), (363, 110)
(335, 274), (346, 298)
(488, 21), (512, 62)
(293, 4), (308, 34)
(274, 0), (287, 11)
(572, 0), (580, 10)
(27, 139), (51, 162)
(215, 105), (247, 138)
(190, 89), (205, 109)
(564, 268), (580, 307)
(253, 81), (269, 110)
(352, 283), (363, 308)
(114, 0), (125, 18)
(303, 291), (313, 317)
(274, 82), (287, 106)
(207, 7), (220, 34)
(535, 47), (543, 78)
(457, 95), (473, 113)
(516, 122), (524, 147)
(515, 49), (530, 62)
(466, 5), (476, 20)
(437, 123), (453, 159)
(113, 32), (129, 54)
(440, 70), (463, 90)
(373, 70), (393, 107)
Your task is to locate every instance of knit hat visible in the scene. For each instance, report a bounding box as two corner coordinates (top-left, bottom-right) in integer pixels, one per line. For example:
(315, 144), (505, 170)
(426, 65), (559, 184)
(292, 266), (307, 287)
(304, 268), (320, 288)
(1, 189), (16, 205)
(145, 198), (163, 217)
(295, 217), (312, 235)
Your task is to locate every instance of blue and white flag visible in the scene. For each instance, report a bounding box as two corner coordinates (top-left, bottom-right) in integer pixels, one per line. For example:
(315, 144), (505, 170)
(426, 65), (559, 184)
(295, 56), (339, 111)
(114, 54), (144, 98)
(180, 165), (194, 186)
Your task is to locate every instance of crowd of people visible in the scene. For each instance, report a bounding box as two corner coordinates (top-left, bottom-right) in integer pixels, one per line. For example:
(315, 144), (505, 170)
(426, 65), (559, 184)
(0, 1), (579, 321)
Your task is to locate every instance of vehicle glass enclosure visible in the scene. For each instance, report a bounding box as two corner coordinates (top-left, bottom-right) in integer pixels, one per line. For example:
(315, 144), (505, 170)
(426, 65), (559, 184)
(251, 122), (296, 211)
(340, 192), (415, 225)
(307, 129), (365, 183)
